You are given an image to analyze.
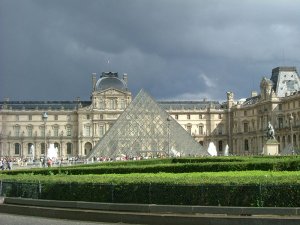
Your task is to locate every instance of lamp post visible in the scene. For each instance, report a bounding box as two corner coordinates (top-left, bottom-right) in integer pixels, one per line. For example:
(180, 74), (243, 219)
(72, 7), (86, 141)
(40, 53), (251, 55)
(289, 114), (294, 155)
(167, 116), (171, 157)
(42, 112), (48, 158)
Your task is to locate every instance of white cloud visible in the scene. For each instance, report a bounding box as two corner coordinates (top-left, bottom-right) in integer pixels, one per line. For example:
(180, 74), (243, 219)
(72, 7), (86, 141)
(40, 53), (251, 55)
(199, 73), (216, 88)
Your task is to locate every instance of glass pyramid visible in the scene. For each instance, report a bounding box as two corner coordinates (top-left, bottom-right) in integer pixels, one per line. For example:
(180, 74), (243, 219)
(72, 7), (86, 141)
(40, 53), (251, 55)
(87, 89), (207, 160)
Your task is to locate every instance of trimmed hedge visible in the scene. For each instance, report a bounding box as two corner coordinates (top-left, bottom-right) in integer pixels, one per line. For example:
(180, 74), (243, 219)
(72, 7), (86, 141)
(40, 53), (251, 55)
(1, 156), (299, 207)
(1, 181), (299, 207)
(2, 156), (300, 176)
(1, 170), (299, 207)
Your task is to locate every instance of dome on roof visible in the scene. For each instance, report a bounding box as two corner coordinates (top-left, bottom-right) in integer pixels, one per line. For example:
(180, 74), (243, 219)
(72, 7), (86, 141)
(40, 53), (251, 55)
(95, 72), (127, 91)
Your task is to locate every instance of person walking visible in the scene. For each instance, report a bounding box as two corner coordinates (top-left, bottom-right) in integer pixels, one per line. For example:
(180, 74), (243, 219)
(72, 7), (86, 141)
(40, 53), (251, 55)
(7, 159), (12, 170)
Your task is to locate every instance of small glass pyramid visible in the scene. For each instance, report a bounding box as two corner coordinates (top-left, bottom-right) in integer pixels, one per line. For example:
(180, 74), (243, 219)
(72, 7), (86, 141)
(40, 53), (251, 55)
(87, 89), (207, 160)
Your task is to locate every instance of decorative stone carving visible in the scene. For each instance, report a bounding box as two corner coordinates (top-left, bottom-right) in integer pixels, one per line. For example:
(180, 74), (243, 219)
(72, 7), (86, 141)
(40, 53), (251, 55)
(227, 92), (233, 101)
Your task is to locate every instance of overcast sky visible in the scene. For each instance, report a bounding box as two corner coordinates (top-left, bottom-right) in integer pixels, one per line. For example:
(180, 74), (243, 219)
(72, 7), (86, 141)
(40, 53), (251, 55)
(1, 0), (300, 102)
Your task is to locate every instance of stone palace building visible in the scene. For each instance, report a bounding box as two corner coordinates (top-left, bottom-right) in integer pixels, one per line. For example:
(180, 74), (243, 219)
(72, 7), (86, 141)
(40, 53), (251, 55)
(0, 67), (299, 159)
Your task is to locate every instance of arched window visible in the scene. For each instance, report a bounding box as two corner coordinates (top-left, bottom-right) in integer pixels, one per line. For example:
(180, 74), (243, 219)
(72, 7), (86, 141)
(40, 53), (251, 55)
(14, 143), (21, 155)
(41, 143), (46, 155)
(54, 142), (60, 156)
(218, 140), (223, 152)
(28, 143), (34, 154)
(67, 142), (72, 155)
(244, 139), (249, 151)
(243, 122), (248, 132)
(84, 142), (92, 155)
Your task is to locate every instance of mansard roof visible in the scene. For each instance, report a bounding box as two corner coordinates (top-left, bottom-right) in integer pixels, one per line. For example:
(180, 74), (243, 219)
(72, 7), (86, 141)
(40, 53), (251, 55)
(271, 67), (297, 88)
(0, 100), (91, 110)
(270, 66), (300, 97)
(0, 99), (223, 111)
(158, 100), (223, 110)
(242, 95), (260, 106)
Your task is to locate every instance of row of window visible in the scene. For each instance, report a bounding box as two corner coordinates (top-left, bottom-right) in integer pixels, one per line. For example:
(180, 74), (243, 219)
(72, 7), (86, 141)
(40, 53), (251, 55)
(185, 124), (224, 135)
(282, 100), (300, 110)
(13, 142), (73, 155)
(234, 134), (300, 152)
(174, 114), (223, 120)
(238, 113), (299, 133)
(85, 114), (106, 120)
(238, 100), (300, 117)
(12, 125), (72, 137)
(84, 125), (106, 137)
(14, 114), (70, 121)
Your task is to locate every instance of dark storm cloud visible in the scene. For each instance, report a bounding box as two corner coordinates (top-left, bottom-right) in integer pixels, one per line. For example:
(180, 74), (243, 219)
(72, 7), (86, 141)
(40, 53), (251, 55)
(1, 0), (300, 101)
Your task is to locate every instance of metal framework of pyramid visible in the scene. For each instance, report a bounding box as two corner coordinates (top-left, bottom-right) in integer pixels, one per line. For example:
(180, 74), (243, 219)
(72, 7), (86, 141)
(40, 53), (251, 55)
(87, 89), (207, 160)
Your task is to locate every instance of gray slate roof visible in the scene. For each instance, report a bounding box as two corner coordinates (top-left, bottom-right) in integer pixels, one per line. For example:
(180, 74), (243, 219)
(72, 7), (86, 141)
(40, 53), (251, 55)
(0, 101), (91, 110)
(158, 101), (223, 110)
(0, 100), (223, 111)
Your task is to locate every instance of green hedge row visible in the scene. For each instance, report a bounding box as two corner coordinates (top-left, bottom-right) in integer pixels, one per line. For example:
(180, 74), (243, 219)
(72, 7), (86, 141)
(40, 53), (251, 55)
(76, 156), (298, 167)
(67, 158), (174, 168)
(171, 156), (298, 163)
(3, 157), (300, 176)
(1, 181), (299, 207)
(2, 170), (299, 185)
(1, 170), (299, 207)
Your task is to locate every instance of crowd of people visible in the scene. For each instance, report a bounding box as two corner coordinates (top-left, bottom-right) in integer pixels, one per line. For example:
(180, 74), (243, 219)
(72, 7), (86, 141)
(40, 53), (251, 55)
(91, 154), (165, 162)
(0, 158), (14, 170)
(0, 156), (89, 170)
(0, 154), (167, 170)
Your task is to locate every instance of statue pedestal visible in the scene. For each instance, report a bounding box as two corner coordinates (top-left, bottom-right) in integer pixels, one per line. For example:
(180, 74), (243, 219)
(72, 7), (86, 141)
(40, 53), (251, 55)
(263, 139), (279, 155)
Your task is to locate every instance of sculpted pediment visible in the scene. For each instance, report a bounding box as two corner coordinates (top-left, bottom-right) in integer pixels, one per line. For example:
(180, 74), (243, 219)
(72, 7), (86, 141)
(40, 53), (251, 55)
(95, 88), (128, 96)
(105, 89), (120, 95)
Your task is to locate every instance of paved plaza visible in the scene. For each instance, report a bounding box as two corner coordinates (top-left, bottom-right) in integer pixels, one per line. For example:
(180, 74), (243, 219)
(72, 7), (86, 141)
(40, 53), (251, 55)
(0, 212), (140, 225)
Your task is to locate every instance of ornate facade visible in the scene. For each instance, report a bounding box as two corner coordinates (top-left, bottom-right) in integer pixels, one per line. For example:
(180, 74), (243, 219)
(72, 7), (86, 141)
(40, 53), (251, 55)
(0, 67), (299, 159)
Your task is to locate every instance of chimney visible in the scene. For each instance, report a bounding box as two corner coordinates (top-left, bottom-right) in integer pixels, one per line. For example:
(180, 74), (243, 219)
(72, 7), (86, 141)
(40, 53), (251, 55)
(251, 91), (258, 97)
(226, 91), (234, 108)
(92, 73), (97, 91)
(123, 73), (128, 85)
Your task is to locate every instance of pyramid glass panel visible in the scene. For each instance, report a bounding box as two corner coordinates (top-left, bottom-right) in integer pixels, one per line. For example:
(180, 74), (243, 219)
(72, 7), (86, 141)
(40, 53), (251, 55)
(87, 90), (208, 159)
